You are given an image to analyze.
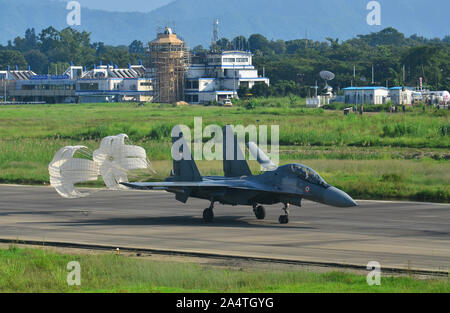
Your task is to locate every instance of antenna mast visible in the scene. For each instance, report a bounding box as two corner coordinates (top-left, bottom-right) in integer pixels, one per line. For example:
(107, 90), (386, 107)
(212, 18), (219, 45)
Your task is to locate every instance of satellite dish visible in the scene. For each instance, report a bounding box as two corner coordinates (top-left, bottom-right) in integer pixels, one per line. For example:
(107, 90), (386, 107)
(320, 70), (335, 88)
(320, 71), (335, 81)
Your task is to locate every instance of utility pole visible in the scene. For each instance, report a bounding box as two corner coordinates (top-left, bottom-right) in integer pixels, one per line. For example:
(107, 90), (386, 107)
(233, 62), (236, 99)
(2, 77), (5, 103)
(372, 65), (374, 85)
(305, 28), (308, 49)
(3, 68), (7, 103)
(402, 65), (406, 86)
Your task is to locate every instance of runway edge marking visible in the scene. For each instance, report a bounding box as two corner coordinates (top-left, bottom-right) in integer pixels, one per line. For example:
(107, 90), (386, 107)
(0, 238), (448, 278)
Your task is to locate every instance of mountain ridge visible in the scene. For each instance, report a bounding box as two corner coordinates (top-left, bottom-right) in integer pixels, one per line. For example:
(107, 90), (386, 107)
(0, 0), (448, 46)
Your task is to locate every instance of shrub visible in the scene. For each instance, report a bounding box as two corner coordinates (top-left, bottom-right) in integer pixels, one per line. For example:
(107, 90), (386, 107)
(381, 173), (404, 183)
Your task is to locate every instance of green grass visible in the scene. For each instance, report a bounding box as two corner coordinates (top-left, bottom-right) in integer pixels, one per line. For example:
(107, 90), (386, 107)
(0, 101), (448, 202)
(0, 246), (448, 293)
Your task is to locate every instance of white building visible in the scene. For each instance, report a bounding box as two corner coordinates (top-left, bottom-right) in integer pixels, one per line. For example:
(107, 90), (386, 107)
(343, 87), (389, 105)
(389, 87), (415, 105)
(185, 50), (269, 104)
(426, 90), (450, 105)
(77, 64), (152, 103)
(2, 64), (152, 103)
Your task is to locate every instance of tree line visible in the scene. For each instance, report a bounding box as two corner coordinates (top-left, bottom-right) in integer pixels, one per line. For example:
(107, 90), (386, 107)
(1, 27), (449, 96)
(0, 27), (145, 75)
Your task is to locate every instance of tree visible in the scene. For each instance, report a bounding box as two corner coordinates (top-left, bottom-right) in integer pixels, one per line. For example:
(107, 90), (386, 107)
(357, 27), (406, 46)
(237, 85), (251, 98)
(251, 82), (271, 97)
(270, 40), (286, 54)
(24, 50), (48, 73)
(248, 34), (270, 53)
(128, 40), (146, 54)
(192, 45), (208, 55)
(232, 36), (248, 50)
(24, 28), (39, 51)
(39, 27), (61, 54)
(12, 28), (39, 52)
(0, 50), (27, 70)
(214, 38), (231, 51)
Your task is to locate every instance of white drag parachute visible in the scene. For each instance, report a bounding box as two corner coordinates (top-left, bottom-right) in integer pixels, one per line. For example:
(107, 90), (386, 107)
(49, 134), (151, 198)
(48, 146), (99, 199)
(93, 134), (149, 190)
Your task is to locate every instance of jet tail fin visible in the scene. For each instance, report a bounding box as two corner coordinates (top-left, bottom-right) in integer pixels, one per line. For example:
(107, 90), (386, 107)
(222, 125), (252, 177)
(171, 126), (202, 182)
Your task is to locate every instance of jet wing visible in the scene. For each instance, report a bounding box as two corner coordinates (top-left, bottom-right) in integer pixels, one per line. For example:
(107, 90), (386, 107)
(121, 179), (279, 193)
(122, 179), (303, 201)
(123, 181), (229, 189)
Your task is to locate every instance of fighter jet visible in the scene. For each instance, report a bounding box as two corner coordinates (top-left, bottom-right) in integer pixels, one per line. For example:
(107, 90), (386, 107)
(123, 126), (357, 224)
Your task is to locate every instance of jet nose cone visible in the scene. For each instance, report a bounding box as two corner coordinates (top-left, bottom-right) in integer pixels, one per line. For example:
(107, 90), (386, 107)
(324, 187), (357, 207)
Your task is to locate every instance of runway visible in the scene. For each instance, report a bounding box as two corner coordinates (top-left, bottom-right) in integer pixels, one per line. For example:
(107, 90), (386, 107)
(0, 185), (449, 272)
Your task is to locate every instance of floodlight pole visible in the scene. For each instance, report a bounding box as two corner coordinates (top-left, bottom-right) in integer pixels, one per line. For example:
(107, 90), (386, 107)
(3, 77), (6, 103)
(233, 62), (236, 99)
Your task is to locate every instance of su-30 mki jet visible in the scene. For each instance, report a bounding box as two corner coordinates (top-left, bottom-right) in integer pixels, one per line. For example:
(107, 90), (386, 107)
(122, 125), (357, 224)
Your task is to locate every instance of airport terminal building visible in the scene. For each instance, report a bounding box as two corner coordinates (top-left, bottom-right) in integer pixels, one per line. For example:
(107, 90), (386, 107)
(1, 63), (153, 104)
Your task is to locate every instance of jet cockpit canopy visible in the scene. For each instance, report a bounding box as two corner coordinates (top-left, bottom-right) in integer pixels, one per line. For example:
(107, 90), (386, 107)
(291, 164), (329, 188)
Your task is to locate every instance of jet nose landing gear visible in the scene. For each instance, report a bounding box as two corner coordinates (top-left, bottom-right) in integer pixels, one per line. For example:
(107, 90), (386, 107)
(279, 203), (290, 224)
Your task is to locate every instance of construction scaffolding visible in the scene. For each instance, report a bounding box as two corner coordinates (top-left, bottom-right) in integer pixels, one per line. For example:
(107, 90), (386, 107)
(149, 27), (190, 104)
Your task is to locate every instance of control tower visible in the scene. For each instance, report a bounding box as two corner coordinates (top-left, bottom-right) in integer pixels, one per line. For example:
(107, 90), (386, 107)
(149, 27), (190, 104)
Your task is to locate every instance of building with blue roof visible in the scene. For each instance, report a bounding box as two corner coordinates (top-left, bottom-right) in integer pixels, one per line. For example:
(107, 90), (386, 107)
(389, 86), (415, 105)
(343, 86), (389, 105)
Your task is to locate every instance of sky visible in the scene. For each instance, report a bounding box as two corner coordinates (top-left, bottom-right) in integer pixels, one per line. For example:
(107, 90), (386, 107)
(57, 0), (173, 12)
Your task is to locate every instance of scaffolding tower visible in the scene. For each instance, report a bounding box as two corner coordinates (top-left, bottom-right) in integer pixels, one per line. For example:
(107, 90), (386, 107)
(149, 27), (190, 104)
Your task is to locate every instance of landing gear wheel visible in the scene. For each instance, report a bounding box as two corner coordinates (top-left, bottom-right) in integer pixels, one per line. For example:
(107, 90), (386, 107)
(254, 205), (266, 220)
(279, 215), (289, 224)
(279, 203), (290, 224)
(203, 208), (214, 223)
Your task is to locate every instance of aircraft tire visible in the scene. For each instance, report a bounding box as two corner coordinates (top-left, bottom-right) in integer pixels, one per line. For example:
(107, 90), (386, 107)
(203, 208), (214, 223)
(279, 215), (289, 224)
(254, 206), (266, 220)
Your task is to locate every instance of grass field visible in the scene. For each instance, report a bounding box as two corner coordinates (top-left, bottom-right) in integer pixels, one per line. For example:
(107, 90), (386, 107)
(0, 100), (448, 202)
(0, 246), (448, 293)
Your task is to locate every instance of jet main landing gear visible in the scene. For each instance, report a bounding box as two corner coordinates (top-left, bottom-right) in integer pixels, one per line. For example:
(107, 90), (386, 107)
(253, 204), (266, 220)
(279, 203), (290, 224)
(203, 202), (215, 223)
